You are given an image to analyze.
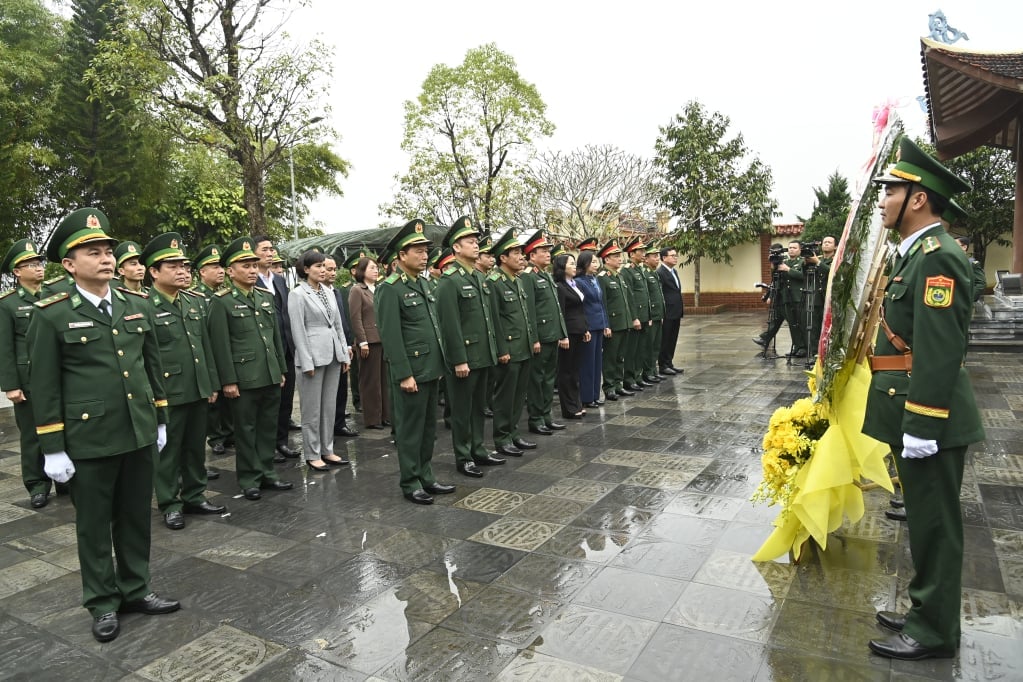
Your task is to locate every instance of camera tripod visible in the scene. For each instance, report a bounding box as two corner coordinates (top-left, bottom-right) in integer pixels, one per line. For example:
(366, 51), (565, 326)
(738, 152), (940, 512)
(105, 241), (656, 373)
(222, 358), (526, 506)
(800, 263), (819, 369)
(755, 269), (782, 360)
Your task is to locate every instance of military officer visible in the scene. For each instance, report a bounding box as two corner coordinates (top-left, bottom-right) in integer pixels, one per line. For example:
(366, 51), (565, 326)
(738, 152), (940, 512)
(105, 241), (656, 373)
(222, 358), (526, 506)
(375, 219), (455, 504)
(476, 234), (497, 418)
(576, 237), (599, 252)
(622, 237), (653, 390)
(1, 239), (52, 507)
(339, 250), (363, 419)
(142, 234), (226, 530)
(863, 137), (983, 661)
(487, 230), (540, 456)
(192, 244), (232, 467)
(520, 230), (568, 436)
(597, 240), (633, 401)
(436, 217), (502, 478)
(953, 234), (986, 302)
(28, 208), (178, 643)
(114, 241), (147, 294)
(206, 238), (293, 501)
(805, 236), (835, 356)
(643, 246), (666, 384)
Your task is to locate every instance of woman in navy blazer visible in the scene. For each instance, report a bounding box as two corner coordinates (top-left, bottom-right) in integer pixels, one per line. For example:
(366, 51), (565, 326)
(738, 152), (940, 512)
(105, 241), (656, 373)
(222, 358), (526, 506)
(574, 251), (609, 408)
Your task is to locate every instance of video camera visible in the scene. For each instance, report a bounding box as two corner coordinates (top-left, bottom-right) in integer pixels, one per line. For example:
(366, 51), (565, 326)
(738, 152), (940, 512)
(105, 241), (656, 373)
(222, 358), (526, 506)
(800, 241), (820, 258)
(768, 244), (785, 266)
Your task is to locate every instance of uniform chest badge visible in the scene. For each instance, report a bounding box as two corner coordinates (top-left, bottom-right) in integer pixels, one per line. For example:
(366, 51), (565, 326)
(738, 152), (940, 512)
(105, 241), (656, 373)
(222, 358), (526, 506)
(124, 313), (144, 321)
(68, 321), (93, 329)
(924, 275), (954, 308)
(156, 311), (173, 318)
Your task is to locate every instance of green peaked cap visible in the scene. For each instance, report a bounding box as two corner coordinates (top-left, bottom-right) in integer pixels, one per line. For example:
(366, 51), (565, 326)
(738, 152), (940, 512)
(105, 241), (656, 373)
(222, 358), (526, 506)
(873, 137), (971, 200)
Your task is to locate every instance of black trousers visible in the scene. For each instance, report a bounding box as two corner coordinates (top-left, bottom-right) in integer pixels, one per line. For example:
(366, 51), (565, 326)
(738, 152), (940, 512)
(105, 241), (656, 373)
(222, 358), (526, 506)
(557, 333), (586, 416)
(659, 316), (681, 369)
(276, 349), (296, 445)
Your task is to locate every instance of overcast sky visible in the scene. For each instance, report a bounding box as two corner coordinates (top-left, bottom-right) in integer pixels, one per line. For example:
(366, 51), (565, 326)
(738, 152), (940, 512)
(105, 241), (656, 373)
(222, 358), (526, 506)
(288, 0), (1021, 233)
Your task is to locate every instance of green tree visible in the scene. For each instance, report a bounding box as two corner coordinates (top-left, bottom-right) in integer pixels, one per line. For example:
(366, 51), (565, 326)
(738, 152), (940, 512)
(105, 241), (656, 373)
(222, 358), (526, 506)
(383, 43), (554, 231)
(916, 139), (1013, 268)
(0, 0), (63, 243)
(798, 171), (851, 243)
(654, 101), (777, 305)
(88, 0), (345, 236)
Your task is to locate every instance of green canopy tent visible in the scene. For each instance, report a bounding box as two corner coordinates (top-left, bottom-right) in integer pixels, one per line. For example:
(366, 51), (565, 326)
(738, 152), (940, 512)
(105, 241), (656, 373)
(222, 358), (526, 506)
(276, 224), (449, 262)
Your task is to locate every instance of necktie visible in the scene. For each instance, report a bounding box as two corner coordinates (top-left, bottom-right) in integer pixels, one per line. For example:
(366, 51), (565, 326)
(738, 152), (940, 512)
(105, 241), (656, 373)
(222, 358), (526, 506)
(98, 299), (111, 317)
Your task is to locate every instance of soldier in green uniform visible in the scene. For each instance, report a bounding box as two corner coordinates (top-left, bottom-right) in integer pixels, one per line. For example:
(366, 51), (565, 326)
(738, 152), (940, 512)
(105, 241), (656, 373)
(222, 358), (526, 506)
(192, 244), (232, 468)
(805, 236), (835, 356)
(863, 137), (984, 661)
(475, 233), (498, 418)
(142, 234), (226, 530)
(643, 246), (666, 383)
(753, 240), (807, 356)
(598, 240), (634, 401)
(375, 219), (455, 504)
(436, 217), (503, 478)
(27, 208), (178, 643)
(953, 235), (986, 302)
(1, 239), (52, 507)
(520, 230), (568, 436)
(206, 238), (293, 501)
(114, 241), (147, 294)
(487, 230), (540, 456)
(621, 237), (653, 390)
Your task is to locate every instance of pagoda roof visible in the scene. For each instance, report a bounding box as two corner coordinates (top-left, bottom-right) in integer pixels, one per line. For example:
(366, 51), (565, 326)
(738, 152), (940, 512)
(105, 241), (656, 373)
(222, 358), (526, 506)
(921, 37), (1023, 159)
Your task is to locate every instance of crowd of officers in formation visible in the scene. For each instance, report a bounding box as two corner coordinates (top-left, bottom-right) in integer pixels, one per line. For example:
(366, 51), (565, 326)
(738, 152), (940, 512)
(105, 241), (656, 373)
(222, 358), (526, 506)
(0, 207), (684, 642)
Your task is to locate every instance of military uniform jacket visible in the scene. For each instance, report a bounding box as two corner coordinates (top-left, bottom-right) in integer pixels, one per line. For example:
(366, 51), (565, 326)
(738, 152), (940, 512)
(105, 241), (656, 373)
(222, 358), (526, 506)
(780, 258), (804, 303)
(192, 281), (221, 305)
(622, 264), (651, 323)
(43, 273), (75, 295)
(375, 269), (446, 383)
(436, 262), (498, 370)
(150, 288), (218, 406)
(598, 270), (632, 332)
(206, 284), (287, 390)
(862, 224), (984, 447)
(644, 267), (665, 321)
(0, 285), (46, 391)
(26, 288), (168, 458)
(520, 267), (568, 343)
(487, 269), (538, 362)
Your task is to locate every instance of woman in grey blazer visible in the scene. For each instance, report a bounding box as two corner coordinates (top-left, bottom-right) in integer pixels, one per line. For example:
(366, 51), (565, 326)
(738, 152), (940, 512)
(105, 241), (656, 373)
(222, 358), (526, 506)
(288, 251), (351, 470)
(348, 257), (390, 429)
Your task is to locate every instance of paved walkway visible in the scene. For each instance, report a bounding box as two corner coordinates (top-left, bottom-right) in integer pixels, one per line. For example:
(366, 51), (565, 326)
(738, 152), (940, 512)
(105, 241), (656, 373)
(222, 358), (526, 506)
(0, 312), (1020, 680)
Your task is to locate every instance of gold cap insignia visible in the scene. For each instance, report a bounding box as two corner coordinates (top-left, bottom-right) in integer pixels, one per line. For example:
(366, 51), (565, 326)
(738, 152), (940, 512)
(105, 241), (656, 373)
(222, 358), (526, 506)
(211, 247), (219, 256)
(415, 223), (424, 233)
(465, 219), (471, 228)
(26, 242), (35, 252)
(170, 239), (179, 248)
(127, 244), (137, 253)
(242, 241), (251, 251)
(86, 214), (100, 228)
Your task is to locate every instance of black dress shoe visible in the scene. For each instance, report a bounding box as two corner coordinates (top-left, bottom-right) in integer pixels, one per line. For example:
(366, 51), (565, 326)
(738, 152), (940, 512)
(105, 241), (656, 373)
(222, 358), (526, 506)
(382, 420), (392, 426)
(335, 426), (359, 437)
(260, 479), (294, 491)
(791, 349), (808, 358)
(275, 444), (301, 459)
(752, 336), (767, 348)
(457, 461), (485, 478)
(546, 422), (566, 430)
(605, 392), (618, 401)
(404, 489), (434, 505)
(885, 508), (907, 522)
(483, 408), (494, 418)
(30, 492), (49, 509)
(583, 402), (600, 409)
(473, 454), (506, 466)
(512, 438), (536, 450)
(288, 420), (302, 431)
(306, 460), (330, 471)
(272, 453), (287, 464)
(324, 455), (350, 466)
(211, 443), (226, 455)
(563, 412), (585, 420)
(529, 425), (553, 436)
(660, 367), (677, 376)
(890, 496), (905, 509)
(644, 376), (661, 384)
(868, 633), (954, 660)
(242, 488), (262, 500)
(617, 388), (635, 397)
(365, 424), (384, 430)
(164, 511), (185, 530)
(639, 380), (655, 387)
(876, 610), (906, 632)
(205, 469), (220, 480)
(496, 444), (523, 457)
(670, 366), (684, 374)
(120, 592), (180, 615)
(424, 482), (456, 494)
(182, 500), (226, 514)
(92, 612), (119, 642)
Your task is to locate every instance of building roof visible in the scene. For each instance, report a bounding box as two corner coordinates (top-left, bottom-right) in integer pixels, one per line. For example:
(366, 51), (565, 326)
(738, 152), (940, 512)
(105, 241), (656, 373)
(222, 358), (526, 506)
(921, 37), (1023, 159)
(772, 223), (804, 237)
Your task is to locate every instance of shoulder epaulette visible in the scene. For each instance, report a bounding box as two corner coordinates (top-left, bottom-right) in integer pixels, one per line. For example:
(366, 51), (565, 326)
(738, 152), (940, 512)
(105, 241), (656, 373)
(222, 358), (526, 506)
(215, 289), (232, 297)
(443, 265), (458, 277)
(922, 236), (942, 254)
(117, 287), (149, 299)
(253, 285), (272, 294)
(34, 292), (69, 308)
(180, 289), (202, 298)
(44, 275), (68, 286)
(0, 288), (15, 300)
(383, 272), (400, 285)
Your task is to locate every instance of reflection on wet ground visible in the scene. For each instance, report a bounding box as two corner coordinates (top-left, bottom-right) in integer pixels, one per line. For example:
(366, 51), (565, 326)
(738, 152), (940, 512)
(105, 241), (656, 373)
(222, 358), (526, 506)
(1, 312), (1020, 680)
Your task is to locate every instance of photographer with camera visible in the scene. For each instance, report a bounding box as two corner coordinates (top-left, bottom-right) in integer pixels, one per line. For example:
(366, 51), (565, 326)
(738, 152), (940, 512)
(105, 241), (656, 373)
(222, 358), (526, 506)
(803, 236), (836, 357)
(753, 240), (807, 357)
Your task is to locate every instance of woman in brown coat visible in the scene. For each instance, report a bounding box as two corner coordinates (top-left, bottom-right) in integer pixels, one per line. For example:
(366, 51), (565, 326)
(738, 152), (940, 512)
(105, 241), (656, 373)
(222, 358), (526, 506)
(348, 257), (390, 429)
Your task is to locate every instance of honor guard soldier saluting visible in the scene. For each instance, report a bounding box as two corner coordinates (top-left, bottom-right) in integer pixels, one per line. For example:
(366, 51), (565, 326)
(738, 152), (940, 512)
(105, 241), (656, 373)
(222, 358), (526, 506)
(435, 216), (503, 478)
(376, 219), (456, 504)
(487, 230), (540, 457)
(206, 238), (293, 501)
(141, 233), (226, 530)
(27, 208), (179, 643)
(520, 230), (569, 436)
(597, 240), (633, 401)
(1, 239), (52, 508)
(863, 137), (984, 661)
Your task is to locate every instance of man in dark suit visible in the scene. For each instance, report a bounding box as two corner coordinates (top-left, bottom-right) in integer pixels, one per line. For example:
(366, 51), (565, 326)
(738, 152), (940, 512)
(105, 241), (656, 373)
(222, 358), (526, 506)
(657, 246), (684, 375)
(326, 255), (358, 437)
(253, 235), (300, 460)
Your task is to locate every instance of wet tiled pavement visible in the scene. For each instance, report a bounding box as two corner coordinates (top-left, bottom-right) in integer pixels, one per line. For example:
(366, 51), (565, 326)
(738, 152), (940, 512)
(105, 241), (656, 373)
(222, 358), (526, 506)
(1, 312), (1021, 681)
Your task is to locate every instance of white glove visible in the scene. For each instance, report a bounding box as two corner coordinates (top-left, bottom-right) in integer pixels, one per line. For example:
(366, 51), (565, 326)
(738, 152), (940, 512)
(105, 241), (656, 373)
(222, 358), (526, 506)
(43, 452), (76, 483)
(902, 433), (938, 459)
(157, 424), (168, 452)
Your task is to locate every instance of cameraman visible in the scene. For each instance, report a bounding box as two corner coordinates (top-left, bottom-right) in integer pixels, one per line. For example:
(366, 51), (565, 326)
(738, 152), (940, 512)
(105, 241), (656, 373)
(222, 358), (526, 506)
(754, 241), (807, 356)
(803, 236), (835, 357)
